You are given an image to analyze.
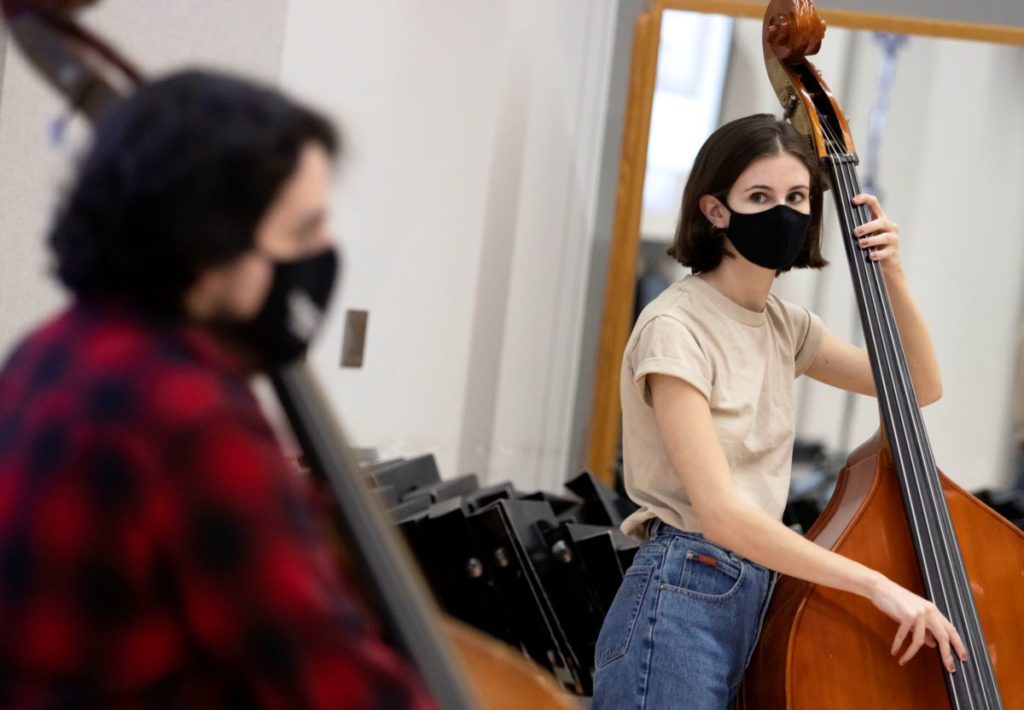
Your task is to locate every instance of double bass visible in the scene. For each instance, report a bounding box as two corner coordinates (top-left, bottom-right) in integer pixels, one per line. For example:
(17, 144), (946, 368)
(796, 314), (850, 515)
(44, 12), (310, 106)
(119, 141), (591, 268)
(0, 2), (576, 707)
(739, 1), (1024, 707)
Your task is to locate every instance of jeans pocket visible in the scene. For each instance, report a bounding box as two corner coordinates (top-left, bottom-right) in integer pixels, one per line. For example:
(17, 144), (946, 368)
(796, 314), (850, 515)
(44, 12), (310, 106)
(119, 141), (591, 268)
(668, 541), (743, 601)
(594, 565), (653, 668)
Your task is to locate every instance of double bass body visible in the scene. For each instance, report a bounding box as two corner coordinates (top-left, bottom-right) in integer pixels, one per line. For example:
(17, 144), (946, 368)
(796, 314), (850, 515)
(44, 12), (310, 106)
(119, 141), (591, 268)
(739, 1), (1024, 706)
(738, 434), (1024, 708)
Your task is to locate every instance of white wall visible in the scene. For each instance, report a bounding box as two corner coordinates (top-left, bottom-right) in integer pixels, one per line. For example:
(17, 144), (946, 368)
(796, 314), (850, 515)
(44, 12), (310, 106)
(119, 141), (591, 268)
(835, 35), (1024, 491)
(3, 2), (1020, 495)
(0, 0), (620, 495)
(281, 1), (618, 490)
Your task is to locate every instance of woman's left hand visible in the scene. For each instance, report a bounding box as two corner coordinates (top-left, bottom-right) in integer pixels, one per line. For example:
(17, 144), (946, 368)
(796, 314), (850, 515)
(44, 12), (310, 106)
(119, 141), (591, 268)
(852, 193), (901, 272)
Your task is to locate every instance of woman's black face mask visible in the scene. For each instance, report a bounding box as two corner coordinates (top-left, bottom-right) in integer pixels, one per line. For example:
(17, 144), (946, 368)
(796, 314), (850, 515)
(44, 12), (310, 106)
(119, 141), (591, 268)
(723, 201), (811, 270)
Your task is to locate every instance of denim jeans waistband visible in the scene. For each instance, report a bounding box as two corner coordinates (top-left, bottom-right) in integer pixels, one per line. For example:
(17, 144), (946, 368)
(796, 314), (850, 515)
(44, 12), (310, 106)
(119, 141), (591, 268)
(647, 518), (774, 575)
(647, 517), (700, 540)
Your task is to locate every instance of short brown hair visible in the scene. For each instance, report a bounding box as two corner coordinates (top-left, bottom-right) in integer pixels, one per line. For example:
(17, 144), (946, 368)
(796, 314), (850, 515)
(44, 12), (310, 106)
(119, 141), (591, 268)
(668, 114), (827, 273)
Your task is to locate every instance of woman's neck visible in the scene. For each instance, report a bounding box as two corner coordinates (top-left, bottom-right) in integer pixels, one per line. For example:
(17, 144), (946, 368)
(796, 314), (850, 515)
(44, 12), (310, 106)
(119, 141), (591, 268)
(698, 258), (776, 312)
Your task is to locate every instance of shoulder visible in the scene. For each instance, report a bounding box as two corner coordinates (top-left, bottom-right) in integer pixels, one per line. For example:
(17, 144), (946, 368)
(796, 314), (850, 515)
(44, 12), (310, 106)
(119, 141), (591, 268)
(46, 304), (268, 440)
(765, 293), (819, 333)
(134, 363), (283, 503)
(632, 278), (709, 339)
(765, 293), (824, 364)
(625, 281), (716, 398)
(144, 361), (259, 428)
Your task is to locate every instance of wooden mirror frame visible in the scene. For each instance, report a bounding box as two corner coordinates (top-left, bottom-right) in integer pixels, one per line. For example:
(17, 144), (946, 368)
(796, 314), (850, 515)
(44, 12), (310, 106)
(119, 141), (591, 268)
(585, 0), (1024, 485)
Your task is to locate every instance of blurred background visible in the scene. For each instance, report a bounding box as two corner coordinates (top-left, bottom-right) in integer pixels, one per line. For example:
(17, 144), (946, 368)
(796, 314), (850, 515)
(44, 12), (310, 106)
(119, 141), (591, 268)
(2, 0), (1023, 498)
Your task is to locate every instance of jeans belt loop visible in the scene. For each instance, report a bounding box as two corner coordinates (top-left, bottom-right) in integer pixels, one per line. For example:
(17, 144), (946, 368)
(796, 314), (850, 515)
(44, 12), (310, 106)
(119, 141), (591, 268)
(648, 518), (662, 539)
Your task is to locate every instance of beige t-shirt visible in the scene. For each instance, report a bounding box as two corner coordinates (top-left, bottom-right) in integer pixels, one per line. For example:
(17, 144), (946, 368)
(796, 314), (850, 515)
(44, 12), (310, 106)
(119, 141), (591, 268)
(620, 274), (823, 538)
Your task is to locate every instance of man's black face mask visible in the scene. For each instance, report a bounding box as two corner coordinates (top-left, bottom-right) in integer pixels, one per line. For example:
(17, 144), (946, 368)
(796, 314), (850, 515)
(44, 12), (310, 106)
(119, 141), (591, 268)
(210, 247), (339, 369)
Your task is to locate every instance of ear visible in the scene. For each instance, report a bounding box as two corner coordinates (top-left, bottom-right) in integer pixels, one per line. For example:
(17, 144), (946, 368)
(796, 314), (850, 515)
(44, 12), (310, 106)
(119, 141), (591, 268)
(698, 194), (729, 229)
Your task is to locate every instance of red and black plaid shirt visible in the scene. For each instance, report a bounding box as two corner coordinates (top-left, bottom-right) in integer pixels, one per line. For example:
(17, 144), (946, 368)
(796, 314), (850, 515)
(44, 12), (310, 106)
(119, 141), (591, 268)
(0, 301), (435, 709)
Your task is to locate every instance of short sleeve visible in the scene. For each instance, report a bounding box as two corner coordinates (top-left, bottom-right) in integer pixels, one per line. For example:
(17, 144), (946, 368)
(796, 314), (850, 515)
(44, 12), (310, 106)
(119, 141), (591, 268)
(630, 316), (712, 405)
(782, 303), (824, 376)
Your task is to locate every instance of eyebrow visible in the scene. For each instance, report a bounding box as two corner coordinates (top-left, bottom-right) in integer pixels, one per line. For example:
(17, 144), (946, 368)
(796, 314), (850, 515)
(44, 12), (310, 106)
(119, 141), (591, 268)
(744, 184), (810, 191)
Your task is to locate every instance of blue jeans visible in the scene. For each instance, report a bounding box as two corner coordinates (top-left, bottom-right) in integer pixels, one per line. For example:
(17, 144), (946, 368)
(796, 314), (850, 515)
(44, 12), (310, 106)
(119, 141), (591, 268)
(592, 520), (777, 709)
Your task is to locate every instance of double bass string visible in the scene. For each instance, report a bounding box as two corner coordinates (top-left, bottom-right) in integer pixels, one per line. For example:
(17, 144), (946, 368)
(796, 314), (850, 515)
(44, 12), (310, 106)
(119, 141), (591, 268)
(819, 123), (979, 709)
(823, 119), (1002, 708)
(814, 122), (945, 613)
(818, 118), (947, 587)
(813, 117), (965, 702)
(815, 127), (942, 608)
(817, 117), (1000, 707)
(823, 128), (958, 628)
(833, 164), (979, 709)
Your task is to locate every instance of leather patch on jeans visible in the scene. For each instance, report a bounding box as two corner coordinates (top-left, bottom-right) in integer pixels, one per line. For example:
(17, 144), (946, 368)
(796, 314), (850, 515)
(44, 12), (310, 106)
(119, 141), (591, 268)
(694, 553), (718, 568)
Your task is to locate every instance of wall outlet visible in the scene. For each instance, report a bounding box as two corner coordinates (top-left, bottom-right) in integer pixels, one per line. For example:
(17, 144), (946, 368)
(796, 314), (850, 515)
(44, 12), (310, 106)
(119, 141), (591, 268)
(340, 309), (368, 368)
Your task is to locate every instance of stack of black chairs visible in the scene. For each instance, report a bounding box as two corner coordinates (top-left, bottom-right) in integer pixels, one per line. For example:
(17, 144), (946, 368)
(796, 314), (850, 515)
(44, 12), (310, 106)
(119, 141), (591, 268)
(781, 438), (1024, 536)
(362, 454), (639, 696)
(973, 487), (1024, 530)
(363, 448), (1024, 698)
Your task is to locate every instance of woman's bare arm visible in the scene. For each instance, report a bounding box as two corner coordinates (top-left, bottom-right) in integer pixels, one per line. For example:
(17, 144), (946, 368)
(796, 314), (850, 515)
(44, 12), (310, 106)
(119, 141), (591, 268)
(648, 372), (965, 671)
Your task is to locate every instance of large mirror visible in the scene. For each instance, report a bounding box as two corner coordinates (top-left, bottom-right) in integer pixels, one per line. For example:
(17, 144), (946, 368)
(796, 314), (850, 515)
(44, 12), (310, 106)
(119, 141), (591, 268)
(586, 0), (1024, 498)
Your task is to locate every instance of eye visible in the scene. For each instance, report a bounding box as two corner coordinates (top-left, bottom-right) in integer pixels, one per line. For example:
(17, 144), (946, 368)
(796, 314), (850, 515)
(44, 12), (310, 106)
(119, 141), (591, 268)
(786, 191), (807, 204)
(749, 191), (768, 204)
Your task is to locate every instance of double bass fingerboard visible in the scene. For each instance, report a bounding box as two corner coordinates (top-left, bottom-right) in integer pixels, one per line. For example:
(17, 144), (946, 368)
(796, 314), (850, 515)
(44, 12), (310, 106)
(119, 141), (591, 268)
(817, 116), (1003, 710)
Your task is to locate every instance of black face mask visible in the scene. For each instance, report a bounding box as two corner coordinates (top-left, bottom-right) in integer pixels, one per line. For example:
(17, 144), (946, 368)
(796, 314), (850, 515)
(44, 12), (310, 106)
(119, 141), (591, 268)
(723, 201), (811, 270)
(212, 247), (339, 369)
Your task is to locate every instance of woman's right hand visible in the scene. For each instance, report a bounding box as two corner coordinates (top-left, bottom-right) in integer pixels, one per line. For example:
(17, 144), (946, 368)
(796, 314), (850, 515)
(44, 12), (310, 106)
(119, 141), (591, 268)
(867, 575), (968, 673)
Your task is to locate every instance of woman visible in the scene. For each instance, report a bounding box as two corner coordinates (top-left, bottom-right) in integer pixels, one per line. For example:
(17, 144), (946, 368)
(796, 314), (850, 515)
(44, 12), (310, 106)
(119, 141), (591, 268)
(592, 114), (967, 708)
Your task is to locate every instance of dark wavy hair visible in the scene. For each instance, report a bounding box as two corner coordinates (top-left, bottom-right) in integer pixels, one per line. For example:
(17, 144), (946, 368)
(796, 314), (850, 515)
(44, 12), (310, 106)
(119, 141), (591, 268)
(50, 69), (338, 316)
(668, 113), (827, 273)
